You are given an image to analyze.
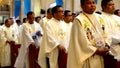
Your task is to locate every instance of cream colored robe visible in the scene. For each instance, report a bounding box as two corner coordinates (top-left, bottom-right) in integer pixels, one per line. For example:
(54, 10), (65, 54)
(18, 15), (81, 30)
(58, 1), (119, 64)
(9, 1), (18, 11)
(102, 12), (120, 60)
(0, 26), (2, 66)
(0, 25), (18, 67)
(67, 12), (105, 68)
(14, 21), (42, 68)
(38, 18), (70, 68)
(40, 17), (51, 32)
(64, 22), (73, 51)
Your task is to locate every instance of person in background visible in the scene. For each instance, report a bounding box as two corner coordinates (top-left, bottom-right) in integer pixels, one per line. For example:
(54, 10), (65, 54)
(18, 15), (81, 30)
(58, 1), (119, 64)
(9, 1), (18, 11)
(71, 13), (76, 22)
(57, 10), (73, 68)
(23, 18), (27, 23)
(40, 8), (52, 31)
(0, 19), (18, 68)
(35, 16), (41, 23)
(14, 11), (43, 68)
(38, 6), (70, 68)
(101, 0), (120, 68)
(114, 9), (120, 17)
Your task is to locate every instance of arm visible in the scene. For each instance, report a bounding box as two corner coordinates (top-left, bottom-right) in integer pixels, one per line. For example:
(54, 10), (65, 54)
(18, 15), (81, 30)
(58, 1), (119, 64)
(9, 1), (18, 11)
(22, 24), (35, 47)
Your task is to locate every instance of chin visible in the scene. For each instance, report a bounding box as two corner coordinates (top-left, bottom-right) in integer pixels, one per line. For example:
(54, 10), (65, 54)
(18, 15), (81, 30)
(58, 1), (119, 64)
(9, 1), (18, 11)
(88, 12), (94, 14)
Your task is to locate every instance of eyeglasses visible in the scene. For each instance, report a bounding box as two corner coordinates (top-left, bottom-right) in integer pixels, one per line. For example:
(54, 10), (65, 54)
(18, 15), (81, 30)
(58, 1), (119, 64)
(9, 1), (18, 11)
(57, 11), (64, 13)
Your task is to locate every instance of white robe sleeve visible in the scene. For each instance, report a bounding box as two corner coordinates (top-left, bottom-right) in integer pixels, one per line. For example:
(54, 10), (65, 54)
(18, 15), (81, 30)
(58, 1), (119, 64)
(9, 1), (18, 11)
(0, 27), (7, 47)
(22, 24), (34, 47)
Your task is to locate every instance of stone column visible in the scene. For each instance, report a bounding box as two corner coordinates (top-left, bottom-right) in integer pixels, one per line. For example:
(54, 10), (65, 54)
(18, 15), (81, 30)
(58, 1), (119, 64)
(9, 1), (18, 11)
(19, 0), (24, 21)
(33, 0), (41, 17)
(10, 0), (14, 17)
(63, 0), (72, 11)
(40, 0), (55, 10)
(73, 0), (81, 13)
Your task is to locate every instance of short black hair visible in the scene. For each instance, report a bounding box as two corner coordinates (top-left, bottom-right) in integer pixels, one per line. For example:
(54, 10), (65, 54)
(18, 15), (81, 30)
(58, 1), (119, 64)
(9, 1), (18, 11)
(23, 18), (27, 23)
(41, 9), (46, 14)
(27, 11), (34, 18)
(80, 0), (85, 5)
(52, 5), (62, 16)
(72, 13), (76, 17)
(101, 0), (112, 9)
(47, 8), (52, 14)
(5, 19), (10, 24)
(64, 10), (71, 17)
(35, 16), (41, 21)
(16, 19), (21, 23)
(114, 9), (120, 15)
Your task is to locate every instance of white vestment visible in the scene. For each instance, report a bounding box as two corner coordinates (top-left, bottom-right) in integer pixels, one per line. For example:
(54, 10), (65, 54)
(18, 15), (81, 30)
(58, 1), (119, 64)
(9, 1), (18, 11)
(0, 25), (18, 67)
(67, 12), (105, 68)
(14, 21), (43, 68)
(38, 18), (70, 68)
(64, 22), (73, 51)
(102, 12), (120, 60)
(40, 17), (51, 31)
(0, 25), (2, 66)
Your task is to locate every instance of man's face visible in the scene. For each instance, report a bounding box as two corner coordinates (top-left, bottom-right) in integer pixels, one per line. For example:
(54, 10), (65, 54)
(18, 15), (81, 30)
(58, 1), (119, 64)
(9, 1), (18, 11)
(118, 10), (120, 16)
(28, 14), (35, 24)
(64, 12), (72, 22)
(103, 1), (115, 14)
(36, 18), (41, 23)
(81, 0), (96, 14)
(6, 20), (12, 27)
(48, 11), (52, 19)
(56, 7), (64, 20)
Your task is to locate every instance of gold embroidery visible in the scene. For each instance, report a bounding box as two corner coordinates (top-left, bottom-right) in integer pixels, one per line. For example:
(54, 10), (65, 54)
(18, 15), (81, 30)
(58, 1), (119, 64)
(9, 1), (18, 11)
(83, 13), (104, 47)
(57, 28), (66, 40)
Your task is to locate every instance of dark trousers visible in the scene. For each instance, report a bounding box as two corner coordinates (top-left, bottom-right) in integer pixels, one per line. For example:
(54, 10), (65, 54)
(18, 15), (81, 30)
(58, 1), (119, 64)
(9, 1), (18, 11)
(29, 45), (41, 68)
(103, 54), (117, 68)
(58, 50), (67, 68)
(10, 43), (21, 68)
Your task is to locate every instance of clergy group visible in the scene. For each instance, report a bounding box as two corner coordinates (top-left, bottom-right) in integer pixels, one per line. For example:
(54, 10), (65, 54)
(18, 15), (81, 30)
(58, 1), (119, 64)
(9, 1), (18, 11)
(1, 0), (120, 68)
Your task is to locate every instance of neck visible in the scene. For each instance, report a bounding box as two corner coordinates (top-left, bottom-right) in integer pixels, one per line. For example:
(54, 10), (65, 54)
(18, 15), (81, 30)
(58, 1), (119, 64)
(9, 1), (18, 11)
(103, 10), (113, 15)
(54, 17), (61, 21)
(64, 19), (70, 23)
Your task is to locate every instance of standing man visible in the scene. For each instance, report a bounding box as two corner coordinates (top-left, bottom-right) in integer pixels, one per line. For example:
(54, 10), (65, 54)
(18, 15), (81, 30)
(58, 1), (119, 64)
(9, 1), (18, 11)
(40, 8), (52, 31)
(14, 11), (43, 68)
(0, 19), (18, 68)
(101, 0), (120, 68)
(67, 0), (109, 68)
(38, 6), (69, 68)
(114, 9), (120, 17)
(35, 16), (41, 23)
(57, 10), (73, 68)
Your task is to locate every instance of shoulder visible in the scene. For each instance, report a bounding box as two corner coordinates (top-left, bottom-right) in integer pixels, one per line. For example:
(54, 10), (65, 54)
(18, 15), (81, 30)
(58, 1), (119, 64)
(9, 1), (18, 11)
(46, 18), (54, 26)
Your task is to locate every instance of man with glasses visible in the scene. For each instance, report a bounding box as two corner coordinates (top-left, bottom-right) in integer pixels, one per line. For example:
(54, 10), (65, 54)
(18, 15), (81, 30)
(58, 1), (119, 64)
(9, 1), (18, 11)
(38, 6), (69, 68)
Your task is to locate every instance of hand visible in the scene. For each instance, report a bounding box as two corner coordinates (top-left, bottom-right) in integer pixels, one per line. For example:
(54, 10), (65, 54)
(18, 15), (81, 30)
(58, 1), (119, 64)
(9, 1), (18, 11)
(30, 42), (35, 46)
(57, 45), (66, 53)
(105, 43), (110, 49)
(8, 41), (15, 46)
(6, 40), (10, 44)
(95, 46), (109, 55)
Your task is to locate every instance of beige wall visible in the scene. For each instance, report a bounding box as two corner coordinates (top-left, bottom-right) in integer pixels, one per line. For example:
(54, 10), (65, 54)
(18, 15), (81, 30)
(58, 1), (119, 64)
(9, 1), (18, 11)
(5, 0), (120, 19)
(40, 0), (55, 10)
(113, 0), (120, 9)
(96, 0), (120, 12)
(39, 0), (120, 13)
